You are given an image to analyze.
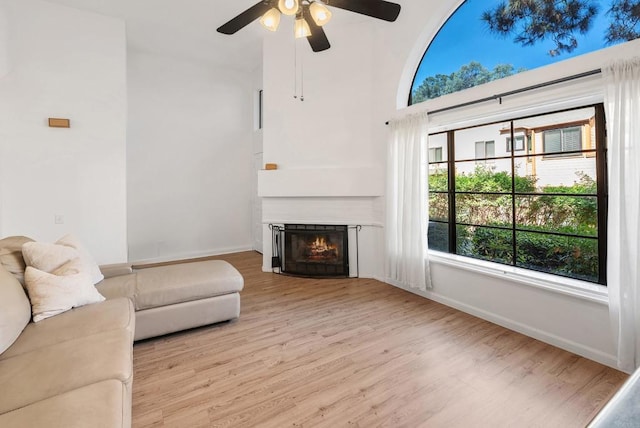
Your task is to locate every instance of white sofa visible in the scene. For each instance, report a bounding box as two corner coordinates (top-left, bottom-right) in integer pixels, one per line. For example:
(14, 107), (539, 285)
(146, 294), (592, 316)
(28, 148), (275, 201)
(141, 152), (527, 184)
(0, 235), (244, 427)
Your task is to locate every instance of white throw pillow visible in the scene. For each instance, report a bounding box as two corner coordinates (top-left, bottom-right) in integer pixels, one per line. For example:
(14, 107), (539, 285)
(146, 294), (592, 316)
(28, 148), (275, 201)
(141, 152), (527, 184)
(56, 234), (104, 284)
(22, 241), (80, 274)
(24, 258), (105, 322)
(21, 235), (104, 285)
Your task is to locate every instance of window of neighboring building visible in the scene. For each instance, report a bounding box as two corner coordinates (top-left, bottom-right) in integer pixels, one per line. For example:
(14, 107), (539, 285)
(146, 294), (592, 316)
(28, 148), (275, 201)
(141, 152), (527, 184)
(543, 126), (582, 154)
(410, 0), (640, 105)
(506, 135), (525, 152)
(429, 147), (443, 163)
(475, 141), (495, 163)
(427, 104), (607, 284)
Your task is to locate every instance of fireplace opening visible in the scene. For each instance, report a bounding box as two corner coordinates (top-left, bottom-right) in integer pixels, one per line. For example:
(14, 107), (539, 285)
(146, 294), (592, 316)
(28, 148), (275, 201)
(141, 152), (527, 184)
(280, 224), (349, 277)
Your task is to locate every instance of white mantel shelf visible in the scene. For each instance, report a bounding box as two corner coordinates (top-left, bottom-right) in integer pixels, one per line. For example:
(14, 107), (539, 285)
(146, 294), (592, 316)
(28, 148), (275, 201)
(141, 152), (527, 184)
(258, 167), (384, 198)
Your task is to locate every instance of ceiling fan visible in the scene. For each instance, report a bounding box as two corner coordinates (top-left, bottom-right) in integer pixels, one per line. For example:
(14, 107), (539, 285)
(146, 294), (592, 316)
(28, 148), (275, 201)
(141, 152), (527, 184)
(216, 0), (402, 52)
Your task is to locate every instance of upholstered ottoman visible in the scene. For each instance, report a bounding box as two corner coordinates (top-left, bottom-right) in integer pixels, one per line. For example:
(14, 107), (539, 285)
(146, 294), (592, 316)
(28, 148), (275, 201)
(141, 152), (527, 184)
(97, 260), (244, 340)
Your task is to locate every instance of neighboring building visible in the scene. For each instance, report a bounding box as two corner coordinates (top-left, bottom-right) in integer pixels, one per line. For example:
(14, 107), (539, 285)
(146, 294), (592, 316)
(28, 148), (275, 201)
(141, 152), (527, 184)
(428, 106), (597, 189)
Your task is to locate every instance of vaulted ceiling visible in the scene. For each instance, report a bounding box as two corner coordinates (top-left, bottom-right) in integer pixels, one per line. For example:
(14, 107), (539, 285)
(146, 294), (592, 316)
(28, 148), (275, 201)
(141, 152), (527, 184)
(43, 0), (377, 71)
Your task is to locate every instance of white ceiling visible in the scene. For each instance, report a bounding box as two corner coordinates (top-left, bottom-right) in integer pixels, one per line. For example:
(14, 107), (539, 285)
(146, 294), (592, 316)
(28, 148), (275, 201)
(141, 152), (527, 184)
(43, 0), (371, 72)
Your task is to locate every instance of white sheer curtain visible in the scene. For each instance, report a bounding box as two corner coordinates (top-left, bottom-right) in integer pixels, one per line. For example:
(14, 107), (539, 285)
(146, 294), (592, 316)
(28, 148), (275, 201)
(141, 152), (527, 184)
(385, 112), (431, 291)
(604, 57), (640, 372)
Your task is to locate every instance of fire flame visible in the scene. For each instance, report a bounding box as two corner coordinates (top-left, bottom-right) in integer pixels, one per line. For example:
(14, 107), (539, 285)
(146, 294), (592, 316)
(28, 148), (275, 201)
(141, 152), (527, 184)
(308, 236), (338, 258)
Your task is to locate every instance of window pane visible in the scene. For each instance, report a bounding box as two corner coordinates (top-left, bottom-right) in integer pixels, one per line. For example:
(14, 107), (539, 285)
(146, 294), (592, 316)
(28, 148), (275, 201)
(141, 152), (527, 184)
(429, 165), (448, 192)
(457, 225), (513, 264)
(563, 127), (582, 151)
(515, 195), (598, 237)
(486, 140), (495, 157)
(456, 193), (513, 226)
(428, 221), (448, 252)
(455, 161), (512, 193)
(515, 135), (525, 151)
(515, 231), (598, 282)
(429, 193), (448, 222)
(544, 129), (562, 153)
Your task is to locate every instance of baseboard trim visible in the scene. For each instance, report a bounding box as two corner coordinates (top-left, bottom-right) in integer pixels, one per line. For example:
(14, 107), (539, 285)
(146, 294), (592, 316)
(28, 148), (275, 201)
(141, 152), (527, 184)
(390, 282), (619, 370)
(130, 245), (254, 265)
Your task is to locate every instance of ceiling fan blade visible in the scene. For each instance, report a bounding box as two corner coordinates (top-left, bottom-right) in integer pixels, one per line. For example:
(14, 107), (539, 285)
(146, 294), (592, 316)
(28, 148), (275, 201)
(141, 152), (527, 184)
(327, 0), (401, 22)
(217, 1), (273, 35)
(304, 15), (331, 52)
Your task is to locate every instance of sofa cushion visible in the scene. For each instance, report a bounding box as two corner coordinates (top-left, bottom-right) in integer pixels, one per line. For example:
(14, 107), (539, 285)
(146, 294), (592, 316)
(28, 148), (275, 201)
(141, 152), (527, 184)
(0, 236), (34, 285)
(0, 379), (128, 428)
(24, 259), (105, 322)
(134, 260), (244, 310)
(96, 273), (136, 301)
(0, 327), (133, 414)
(100, 262), (133, 279)
(0, 298), (134, 360)
(0, 265), (31, 355)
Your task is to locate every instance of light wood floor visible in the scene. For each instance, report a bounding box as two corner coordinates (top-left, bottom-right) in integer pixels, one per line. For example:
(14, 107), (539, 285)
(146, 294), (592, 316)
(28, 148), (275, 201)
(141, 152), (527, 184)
(132, 251), (626, 428)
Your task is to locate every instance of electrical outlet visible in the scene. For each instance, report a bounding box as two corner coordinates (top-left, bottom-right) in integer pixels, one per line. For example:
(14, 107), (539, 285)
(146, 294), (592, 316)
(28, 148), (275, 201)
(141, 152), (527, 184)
(54, 214), (64, 224)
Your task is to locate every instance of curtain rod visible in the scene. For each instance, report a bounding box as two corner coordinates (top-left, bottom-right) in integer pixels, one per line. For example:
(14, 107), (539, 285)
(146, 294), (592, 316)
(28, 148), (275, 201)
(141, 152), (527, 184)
(385, 68), (602, 125)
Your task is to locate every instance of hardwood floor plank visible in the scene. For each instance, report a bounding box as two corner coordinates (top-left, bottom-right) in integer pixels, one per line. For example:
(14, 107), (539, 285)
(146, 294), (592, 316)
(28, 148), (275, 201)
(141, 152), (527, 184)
(132, 251), (626, 427)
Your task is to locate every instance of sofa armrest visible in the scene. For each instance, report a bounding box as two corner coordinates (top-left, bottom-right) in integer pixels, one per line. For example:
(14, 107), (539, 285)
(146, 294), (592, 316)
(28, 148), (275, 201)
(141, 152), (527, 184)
(99, 263), (133, 278)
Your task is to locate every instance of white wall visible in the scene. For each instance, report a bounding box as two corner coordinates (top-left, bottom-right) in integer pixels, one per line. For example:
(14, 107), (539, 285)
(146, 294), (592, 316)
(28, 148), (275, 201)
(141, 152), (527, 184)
(127, 51), (253, 262)
(0, 0), (127, 263)
(263, 21), (377, 169)
(0, 3), (9, 78)
(260, 0), (640, 368)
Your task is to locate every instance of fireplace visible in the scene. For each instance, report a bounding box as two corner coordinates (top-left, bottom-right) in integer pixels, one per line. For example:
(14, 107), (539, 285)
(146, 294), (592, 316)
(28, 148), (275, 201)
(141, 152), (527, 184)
(276, 224), (349, 277)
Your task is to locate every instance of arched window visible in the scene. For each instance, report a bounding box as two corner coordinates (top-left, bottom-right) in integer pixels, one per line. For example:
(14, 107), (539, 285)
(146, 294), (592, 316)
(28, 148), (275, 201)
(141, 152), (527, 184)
(409, 0), (640, 105)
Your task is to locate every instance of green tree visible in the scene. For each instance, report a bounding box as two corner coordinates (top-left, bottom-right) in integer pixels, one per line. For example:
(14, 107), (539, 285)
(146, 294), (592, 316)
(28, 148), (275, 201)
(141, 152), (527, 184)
(606, 0), (640, 42)
(412, 62), (522, 103)
(481, 0), (600, 57)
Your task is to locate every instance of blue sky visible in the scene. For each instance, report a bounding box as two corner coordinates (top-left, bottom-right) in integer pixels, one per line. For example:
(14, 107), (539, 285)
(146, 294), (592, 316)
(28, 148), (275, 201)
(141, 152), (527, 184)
(412, 0), (617, 90)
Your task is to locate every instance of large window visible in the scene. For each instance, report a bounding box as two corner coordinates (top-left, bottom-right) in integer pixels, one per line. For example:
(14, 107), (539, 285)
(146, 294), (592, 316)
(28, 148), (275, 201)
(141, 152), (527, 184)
(427, 105), (607, 284)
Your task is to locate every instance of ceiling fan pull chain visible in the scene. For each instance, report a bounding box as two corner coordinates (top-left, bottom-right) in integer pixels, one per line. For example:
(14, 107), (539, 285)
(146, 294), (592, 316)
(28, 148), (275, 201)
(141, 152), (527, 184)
(293, 39), (298, 99)
(300, 43), (304, 101)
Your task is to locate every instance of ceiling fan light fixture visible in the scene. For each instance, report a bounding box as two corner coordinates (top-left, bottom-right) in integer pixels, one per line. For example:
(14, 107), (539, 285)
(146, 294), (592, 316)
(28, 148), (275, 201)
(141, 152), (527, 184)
(260, 8), (281, 31)
(309, 1), (332, 26)
(278, 0), (299, 16)
(294, 17), (312, 38)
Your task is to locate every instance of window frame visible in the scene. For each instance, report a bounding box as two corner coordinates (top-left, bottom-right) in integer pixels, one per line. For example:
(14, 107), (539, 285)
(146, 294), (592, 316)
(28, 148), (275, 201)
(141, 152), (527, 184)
(427, 103), (608, 285)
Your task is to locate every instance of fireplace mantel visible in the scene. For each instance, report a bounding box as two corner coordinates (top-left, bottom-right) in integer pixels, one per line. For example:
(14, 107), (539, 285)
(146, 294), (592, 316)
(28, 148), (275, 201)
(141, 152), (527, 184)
(258, 167), (384, 198)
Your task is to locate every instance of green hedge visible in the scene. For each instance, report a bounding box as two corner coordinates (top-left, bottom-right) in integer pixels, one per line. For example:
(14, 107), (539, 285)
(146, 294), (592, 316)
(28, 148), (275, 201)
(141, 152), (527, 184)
(467, 226), (598, 282)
